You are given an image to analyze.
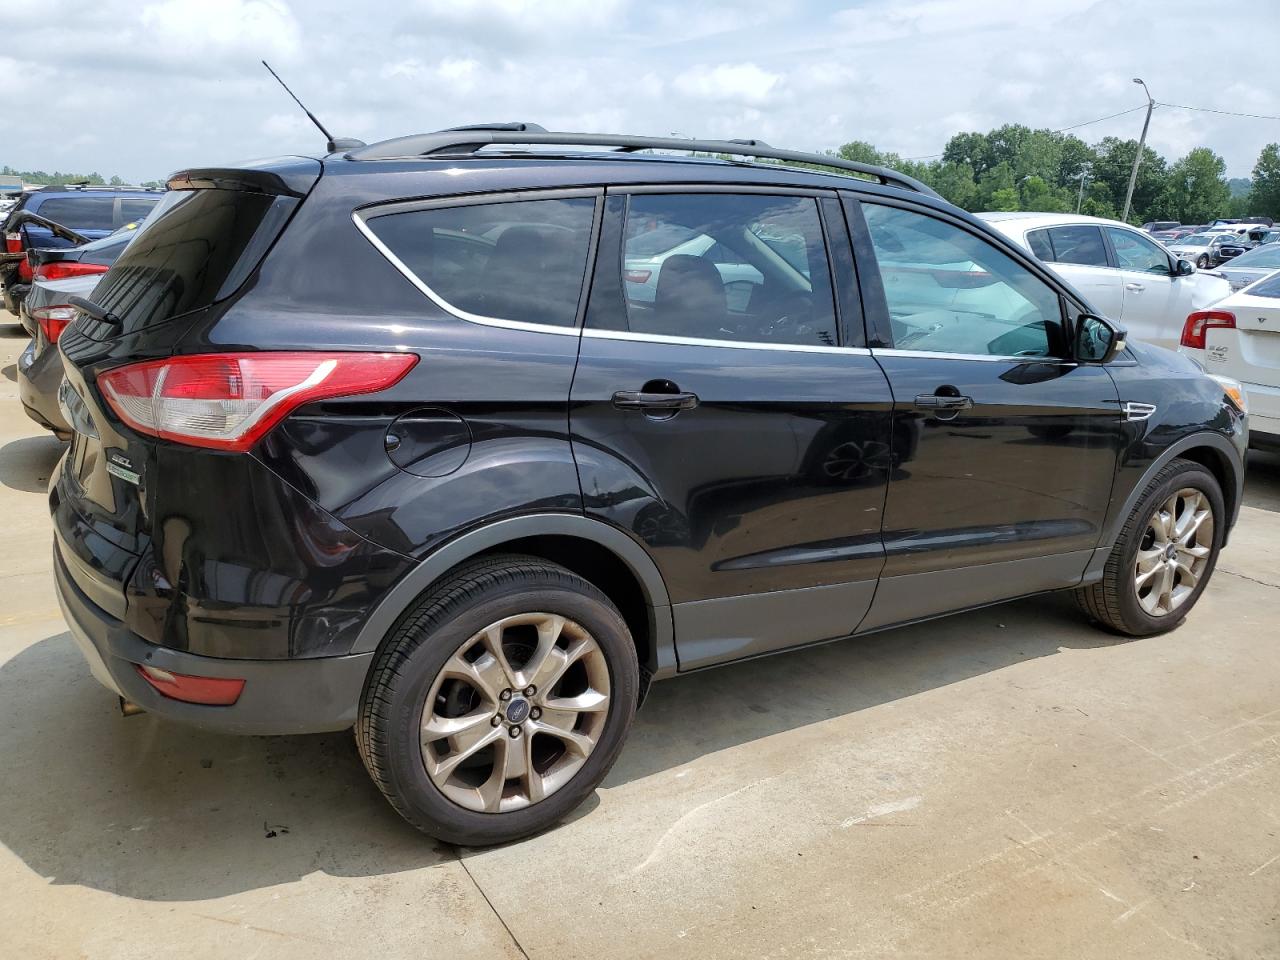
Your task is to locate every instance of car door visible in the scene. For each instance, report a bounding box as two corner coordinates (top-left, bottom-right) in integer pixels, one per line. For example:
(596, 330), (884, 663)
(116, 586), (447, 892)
(570, 188), (895, 670)
(1104, 225), (1184, 348)
(847, 196), (1122, 631)
(1026, 223), (1125, 323)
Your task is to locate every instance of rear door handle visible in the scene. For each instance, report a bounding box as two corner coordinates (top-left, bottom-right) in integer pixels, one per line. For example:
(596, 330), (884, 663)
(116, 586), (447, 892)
(914, 394), (973, 410)
(1125, 282), (1145, 292)
(612, 390), (700, 411)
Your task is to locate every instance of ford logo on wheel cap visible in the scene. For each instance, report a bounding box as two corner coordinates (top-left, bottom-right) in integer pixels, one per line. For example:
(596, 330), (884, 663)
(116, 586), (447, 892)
(505, 698), (531, 724)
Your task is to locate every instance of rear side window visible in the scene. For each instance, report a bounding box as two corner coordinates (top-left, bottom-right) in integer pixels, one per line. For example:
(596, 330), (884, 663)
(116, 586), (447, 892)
(1106, 227), (1171, 274)
(36, 196), (115, 231)
(1034, 225), (1109, 267)
(119, 198), (160, 223)
(364, 196), (597, 328)
(92, 187), (294, 332)
(611, 193), (838, 347)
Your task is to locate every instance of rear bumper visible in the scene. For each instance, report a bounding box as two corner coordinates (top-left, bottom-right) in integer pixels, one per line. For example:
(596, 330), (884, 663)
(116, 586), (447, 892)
(54, 545), (373, 735)
(17, 340), (70, 434)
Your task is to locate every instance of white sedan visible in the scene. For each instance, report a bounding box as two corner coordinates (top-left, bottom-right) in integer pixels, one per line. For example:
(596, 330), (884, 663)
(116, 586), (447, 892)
(1178, 269), (1280, 450)
(979, 212), (1230, 350)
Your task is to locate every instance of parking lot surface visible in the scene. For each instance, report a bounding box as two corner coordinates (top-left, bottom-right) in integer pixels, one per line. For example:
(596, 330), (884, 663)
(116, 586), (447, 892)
(1, 324), (1277, 959)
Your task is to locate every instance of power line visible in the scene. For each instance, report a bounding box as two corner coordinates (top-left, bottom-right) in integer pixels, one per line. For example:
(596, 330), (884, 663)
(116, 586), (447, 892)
(904, 104), (1149, 160)
(1158, 101), (1280, 122)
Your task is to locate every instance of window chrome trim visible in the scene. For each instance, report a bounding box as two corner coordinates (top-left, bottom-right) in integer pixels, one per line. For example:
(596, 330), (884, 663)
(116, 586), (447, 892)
(350, 188), (603, 337)
(871, 347), (1074, 364)
(583, 327), (870, 355)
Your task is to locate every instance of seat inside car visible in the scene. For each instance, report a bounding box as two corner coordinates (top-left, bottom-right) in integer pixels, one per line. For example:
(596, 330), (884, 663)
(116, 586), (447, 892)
(474, 224), (583, 325)
(650, 254), (728, 337)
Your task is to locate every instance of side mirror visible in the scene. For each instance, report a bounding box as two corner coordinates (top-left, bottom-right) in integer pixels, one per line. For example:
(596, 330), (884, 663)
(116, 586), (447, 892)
(1174, 258), (1195, 277)
(1075, 312), (1126, 363)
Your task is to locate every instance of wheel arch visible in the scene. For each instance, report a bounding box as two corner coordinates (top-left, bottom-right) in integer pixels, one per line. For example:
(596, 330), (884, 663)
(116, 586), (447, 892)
(350, 513), (677, 682)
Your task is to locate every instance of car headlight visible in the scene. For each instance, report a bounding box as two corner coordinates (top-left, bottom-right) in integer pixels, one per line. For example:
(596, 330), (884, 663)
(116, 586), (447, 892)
(1209, 374), (1247, 415)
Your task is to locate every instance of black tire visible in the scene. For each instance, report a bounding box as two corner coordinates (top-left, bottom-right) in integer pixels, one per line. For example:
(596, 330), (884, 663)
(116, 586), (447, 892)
(1074, 458), (1224, 636)
(356, 554), (639, 844)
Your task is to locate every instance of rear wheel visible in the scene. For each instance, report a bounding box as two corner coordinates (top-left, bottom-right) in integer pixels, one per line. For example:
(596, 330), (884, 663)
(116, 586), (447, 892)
(1075, 458), (1223, 636)
(357, 555), (638, 844)
(1196, 254), (1210, 269)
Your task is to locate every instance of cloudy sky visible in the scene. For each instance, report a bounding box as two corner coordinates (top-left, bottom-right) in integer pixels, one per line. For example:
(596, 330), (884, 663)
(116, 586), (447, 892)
(7, 0), (1279, 183)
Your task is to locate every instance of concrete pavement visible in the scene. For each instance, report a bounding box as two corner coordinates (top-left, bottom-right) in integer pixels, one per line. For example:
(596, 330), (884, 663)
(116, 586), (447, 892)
(0, 320), (1277, 959)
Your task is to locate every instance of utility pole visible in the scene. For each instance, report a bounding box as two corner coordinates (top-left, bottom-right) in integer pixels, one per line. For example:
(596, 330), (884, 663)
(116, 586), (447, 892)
(1076, 167), (1090, 213)
(1121, 78), (1155, 223)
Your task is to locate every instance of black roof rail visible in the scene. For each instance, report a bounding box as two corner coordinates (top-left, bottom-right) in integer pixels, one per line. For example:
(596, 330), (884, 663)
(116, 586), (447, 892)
(344, 127), (940, 198)
(40, 182), (161, 192)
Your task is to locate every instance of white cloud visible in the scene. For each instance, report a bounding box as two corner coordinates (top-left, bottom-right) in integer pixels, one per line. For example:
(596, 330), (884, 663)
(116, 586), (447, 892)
(140, 0), (300, 60)
(673, 64), (781, 107)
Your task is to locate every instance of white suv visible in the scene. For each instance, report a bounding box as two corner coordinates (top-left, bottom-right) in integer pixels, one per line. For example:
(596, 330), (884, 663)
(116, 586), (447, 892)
(1178, 269), (1280, 450)
(978, 212), (1230, 350)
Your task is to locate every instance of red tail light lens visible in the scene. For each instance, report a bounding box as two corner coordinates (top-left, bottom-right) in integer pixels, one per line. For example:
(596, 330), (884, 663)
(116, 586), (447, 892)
(17, 258), (32, 282)
(98, 351), (418, 451)
(3, 232), (20, 254)
(1180, 310), (1236, 349)
(32, 305), (76, 344)
(136, 664), (245, 705)
(34, 261), (110, 282)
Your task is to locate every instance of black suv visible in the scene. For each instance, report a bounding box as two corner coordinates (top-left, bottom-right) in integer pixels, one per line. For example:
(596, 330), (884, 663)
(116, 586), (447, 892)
(51, 126), (1247, 844)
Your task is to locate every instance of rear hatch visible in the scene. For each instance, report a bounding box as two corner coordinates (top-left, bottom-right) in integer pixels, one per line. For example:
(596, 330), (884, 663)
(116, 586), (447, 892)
(1210, 275), (1280, 422)
(52, 159), (320, 611)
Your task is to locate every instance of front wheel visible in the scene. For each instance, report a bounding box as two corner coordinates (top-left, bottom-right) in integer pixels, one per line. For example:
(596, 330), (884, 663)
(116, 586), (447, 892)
(1197, 254), (1211, 269)
(1075, 458), (1223, 636)
(357, 555), (639, 844)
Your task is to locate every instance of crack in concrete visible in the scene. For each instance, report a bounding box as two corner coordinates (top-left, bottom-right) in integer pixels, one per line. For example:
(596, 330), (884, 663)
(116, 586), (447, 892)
(455, 852), (531, 960)
(1219, 568), (1280, 591)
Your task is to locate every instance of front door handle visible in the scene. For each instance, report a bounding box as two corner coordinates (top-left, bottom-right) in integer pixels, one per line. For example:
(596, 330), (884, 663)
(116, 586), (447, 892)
(612, 390), (700, 412)
(1125, 282), (1145, 292)
(914, 394), (973, 411)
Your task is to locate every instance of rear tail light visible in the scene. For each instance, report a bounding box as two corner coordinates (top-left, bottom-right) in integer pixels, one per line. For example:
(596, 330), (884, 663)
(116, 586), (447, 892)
(624, 269), (652, 283)
(98, 351), (418, 451)
(1180, 310), (1236, 349)
(17, 258), (32, 282)
(3, 232), (20, 254)
(32, 305), (76, 344)
(136, 664), (245, 705)
(34, 261), (110, 282)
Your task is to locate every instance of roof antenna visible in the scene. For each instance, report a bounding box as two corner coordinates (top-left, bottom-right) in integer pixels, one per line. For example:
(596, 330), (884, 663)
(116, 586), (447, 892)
(261, 60), (365, 153)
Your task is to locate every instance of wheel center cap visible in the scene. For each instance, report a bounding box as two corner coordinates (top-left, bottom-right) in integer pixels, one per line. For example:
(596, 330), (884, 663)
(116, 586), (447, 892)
(1165, 543), (1178, 561)
(505, 698), (530, 724)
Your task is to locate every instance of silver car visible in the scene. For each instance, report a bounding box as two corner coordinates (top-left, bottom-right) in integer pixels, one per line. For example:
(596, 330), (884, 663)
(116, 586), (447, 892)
(1214, 242), (1280, 292)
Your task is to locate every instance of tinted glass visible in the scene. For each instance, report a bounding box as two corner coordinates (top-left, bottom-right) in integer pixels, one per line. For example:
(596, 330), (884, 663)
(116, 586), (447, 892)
(1247, 274), (1280, 298)
(119, 198), (160, 223)
(36, 196), (115, 231)
(1043, 225), (1108, 266)
(615, 193), (837, 346)
(1107, 227), (1171, 274)
(864, 203), (1063, 358)
(1230, 244), (1280, 268)
(368, 197), (596, 328)
(1027, 229), (1054, 261)
(93, 187), (290, 332)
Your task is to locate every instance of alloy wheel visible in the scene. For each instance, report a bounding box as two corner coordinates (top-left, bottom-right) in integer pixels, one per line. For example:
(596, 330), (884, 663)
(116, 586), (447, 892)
(1134, 487), (1214, 617)
(419, 613), (611, 813)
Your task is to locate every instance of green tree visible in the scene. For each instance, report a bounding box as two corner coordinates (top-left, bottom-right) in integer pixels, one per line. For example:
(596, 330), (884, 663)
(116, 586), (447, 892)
(923, 160), (978, 209)
(1160, 148), (1231, 224)
(942, 131), (993, 177)
(836, 140), (883, 165)
(1091, 137), (1168, 223)
(1248, 143), (1280, 219)
(987, 187), (1021, 211)
(1020, 175), (1072, 213)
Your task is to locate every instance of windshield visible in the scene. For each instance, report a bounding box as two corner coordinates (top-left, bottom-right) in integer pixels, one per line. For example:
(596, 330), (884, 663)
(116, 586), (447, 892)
(1178, 234), (1212, 246)
(79, 221), (143, 253)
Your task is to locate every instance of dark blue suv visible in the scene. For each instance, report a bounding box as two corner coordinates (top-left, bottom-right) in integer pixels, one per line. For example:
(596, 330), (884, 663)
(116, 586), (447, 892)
(50, 126), (1246, 844)
(1, 185), (161, 315)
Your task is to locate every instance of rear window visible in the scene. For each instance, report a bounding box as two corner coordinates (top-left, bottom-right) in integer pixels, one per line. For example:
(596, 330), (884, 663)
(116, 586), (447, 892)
(1248, 274), (1280, 298)
(91, 188), (295, 332)
(36, 196), (116, 231)
(364, 196), (597, 328)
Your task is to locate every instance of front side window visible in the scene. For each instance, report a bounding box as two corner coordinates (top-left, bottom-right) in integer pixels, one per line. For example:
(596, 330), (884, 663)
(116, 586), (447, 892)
(614, 193), (837, 347)
(119, 198), (160, 224)
(1107, 227), (1171, 274)
(863, 203), (1064, 358)
(366, 196), (597, 328)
